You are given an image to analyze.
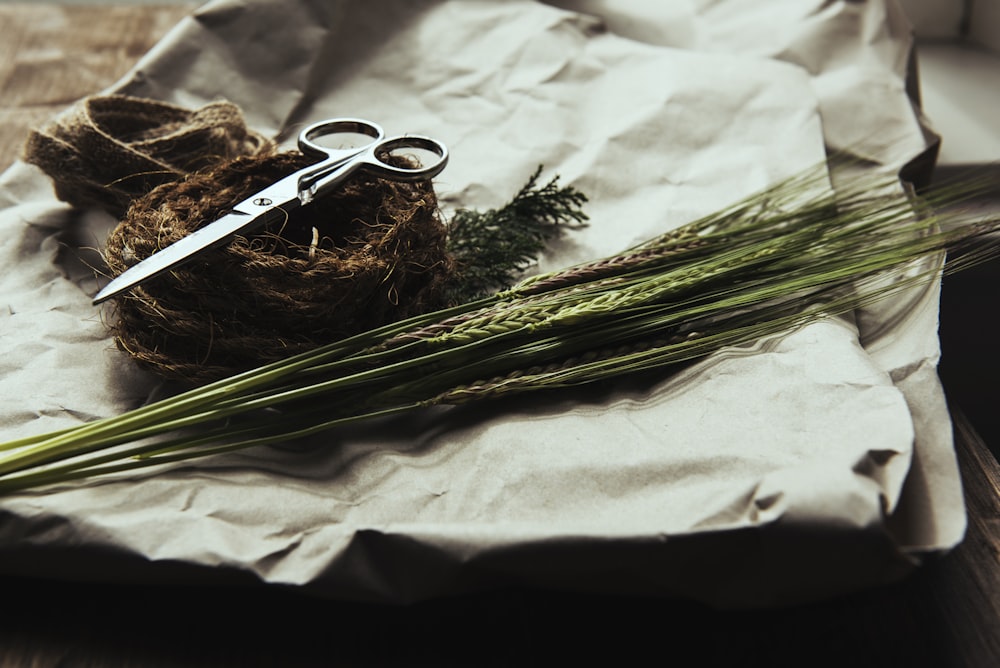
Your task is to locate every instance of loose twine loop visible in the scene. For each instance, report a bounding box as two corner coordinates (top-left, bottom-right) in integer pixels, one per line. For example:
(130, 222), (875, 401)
(23, 95), (274, 218)
(23, 95), (455, 384)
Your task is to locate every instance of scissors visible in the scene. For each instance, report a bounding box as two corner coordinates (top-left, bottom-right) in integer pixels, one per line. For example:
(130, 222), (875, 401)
(92, 118), (449, 304)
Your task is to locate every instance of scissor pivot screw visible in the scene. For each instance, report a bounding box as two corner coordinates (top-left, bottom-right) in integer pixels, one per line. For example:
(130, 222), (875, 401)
(253, 197), (273, 207)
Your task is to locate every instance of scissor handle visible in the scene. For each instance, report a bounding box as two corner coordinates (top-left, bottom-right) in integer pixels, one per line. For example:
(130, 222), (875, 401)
(297, 117), (385, 160)
(303, 134), (449, 202)
(295, 118), (386, 199)
(362, 135), (449, 182)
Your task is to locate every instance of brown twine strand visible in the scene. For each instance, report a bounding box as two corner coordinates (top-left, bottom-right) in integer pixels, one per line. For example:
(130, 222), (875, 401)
(105, 151), (456, 384)
(22, 95), (274, 217)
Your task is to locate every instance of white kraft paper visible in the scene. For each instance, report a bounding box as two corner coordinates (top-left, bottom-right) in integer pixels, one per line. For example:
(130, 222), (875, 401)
(0, 0), (963, 607)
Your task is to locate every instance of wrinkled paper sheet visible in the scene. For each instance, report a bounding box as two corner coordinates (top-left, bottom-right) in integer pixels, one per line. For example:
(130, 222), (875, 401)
(0, 0), (964, 607)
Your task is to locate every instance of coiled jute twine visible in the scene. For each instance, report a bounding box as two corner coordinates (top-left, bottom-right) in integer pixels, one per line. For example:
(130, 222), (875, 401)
(24, 95), (455, 383)
(23, 95), (274, 218)
(105, 151), (454, 383)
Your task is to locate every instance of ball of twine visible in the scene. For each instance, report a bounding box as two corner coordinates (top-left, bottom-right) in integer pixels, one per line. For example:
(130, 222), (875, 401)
(104, 151), (455, 384)
(23, 95), (274, 218)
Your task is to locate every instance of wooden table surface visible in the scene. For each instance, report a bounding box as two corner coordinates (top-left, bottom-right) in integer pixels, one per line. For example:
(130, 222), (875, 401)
(0, 4), (997, 666)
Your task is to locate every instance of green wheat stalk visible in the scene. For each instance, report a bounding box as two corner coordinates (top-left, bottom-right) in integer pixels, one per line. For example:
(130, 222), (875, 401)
(0, 160), (997, 494)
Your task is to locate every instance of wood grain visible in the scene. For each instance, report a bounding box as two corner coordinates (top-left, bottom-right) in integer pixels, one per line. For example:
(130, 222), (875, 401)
(0, 3), (194, 173)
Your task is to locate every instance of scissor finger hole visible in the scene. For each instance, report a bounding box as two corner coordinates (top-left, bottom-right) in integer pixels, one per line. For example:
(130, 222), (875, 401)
(307, 130), (378, 152)
(373, 137), (448, 180)
(299, 118), (383, 158)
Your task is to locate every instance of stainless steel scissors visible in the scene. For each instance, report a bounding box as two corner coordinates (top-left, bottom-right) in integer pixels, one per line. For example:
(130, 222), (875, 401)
(93, 118), (449, 304)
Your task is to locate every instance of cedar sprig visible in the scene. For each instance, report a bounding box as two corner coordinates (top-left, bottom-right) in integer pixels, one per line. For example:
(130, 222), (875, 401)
(444, 166), (588, 302)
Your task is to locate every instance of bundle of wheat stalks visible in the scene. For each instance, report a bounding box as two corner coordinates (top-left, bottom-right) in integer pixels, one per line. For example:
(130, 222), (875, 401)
(0, 160), (997, 494)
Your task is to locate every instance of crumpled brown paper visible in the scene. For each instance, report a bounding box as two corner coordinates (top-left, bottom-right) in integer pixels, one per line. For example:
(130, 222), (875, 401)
(0, 0), (963, 608)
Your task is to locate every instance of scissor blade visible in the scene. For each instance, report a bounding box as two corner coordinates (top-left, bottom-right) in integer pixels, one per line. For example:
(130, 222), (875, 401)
(93, 208), (280, 304)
